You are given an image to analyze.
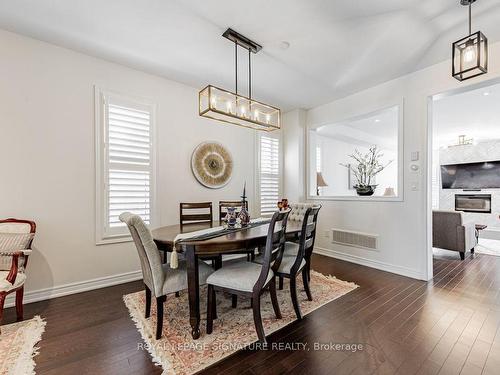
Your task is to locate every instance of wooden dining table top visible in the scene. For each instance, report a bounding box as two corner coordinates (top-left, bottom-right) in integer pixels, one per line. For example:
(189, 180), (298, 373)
(152, 220), (302, 252)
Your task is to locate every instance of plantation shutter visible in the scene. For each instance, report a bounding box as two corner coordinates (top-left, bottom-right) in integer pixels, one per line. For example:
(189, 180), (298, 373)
(105, 99), (152, 233)
(259, 135), (280, 216)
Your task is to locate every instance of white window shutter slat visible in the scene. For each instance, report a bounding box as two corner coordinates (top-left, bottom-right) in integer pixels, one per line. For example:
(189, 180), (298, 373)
(105, 101), (152, 231)
(260, 135), (280, 216)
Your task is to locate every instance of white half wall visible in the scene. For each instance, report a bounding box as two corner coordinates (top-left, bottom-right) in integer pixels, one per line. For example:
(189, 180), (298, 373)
(283, 41), (500, 281)
(0, 29), (256, 301)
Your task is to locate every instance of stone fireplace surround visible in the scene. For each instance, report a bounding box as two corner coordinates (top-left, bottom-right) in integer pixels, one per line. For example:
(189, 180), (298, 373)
(437, 140), (500, 240)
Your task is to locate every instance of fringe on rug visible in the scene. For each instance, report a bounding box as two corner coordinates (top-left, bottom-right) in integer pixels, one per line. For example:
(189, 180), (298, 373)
(9, 315), (46, 375)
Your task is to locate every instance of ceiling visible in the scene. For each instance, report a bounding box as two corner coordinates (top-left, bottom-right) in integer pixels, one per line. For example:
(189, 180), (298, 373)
(1, 0), (500, 111)
(433, 81), (500, 147)
(317, 106), (398, 150)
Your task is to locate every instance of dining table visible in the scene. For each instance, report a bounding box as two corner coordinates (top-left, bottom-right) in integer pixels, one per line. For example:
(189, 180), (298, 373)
(152, 220), (302, 339)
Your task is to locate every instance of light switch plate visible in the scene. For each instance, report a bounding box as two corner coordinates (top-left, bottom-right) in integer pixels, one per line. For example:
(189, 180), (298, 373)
(411, 151), (419, 161)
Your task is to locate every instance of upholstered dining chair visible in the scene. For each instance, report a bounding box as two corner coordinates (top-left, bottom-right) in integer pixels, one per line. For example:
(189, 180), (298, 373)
(274, 206), (321, 320)
(206, 210), (290, 344)
(120, 212), (213, 339)
(0, 218), (36, 333)
(179, 202), (222, 269)
(285, 203), (316, 243)
(280, 205), (321, 285)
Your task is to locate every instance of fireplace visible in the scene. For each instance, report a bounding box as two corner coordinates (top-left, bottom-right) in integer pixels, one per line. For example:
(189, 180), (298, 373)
(455, 194), (491, 213)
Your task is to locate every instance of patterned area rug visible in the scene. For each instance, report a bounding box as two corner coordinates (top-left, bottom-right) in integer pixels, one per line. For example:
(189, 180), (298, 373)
(0, 316), (46, 375)
(124, 270), (358, 375)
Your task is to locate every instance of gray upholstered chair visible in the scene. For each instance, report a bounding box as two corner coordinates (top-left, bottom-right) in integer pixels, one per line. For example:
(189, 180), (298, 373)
(255, 206), (321, 319)
(432, 210), (477, 260)
(205, 210), (290, 344)
(288, 203), (316, 222)
(286, 203), (315, 242)
(119, 212), (213, 339)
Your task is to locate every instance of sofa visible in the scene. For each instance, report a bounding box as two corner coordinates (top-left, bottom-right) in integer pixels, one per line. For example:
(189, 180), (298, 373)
(432, 210), (477, 260)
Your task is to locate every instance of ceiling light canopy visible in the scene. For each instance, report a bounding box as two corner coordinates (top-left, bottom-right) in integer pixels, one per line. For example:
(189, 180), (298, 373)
(199, 28), (281, 131)
(452, 0), (488, 81)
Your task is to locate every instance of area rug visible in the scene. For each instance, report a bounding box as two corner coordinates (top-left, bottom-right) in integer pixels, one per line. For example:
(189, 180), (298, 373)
(0, 316), (46, 375)
(124, 270), (358, 375)
(475, 238), (500, 257)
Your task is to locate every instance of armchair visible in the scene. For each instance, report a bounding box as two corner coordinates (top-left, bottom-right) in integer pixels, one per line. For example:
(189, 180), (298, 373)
(0, 218), (36, 333)
(432, 210), (477, 260)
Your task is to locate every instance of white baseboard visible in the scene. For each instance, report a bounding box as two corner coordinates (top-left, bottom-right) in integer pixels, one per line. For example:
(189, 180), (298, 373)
(314, 246), (426, 281)
(5, 270), (143, 308)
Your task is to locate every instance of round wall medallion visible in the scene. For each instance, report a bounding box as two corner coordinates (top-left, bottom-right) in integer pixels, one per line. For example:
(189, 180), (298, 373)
(191, 142), (233, 189)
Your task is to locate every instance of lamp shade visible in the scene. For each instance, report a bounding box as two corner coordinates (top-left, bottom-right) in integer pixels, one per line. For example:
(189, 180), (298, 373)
(316, 172), (328, 187)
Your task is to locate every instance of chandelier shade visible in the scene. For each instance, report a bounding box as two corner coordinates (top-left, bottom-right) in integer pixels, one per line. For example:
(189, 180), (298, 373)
(199, 85), (281, 131)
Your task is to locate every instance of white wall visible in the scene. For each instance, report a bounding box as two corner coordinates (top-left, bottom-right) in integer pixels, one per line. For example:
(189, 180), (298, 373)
(282, 109), (306, 203)
(0, 30), (256, 301)
(284, 41), (500, 281)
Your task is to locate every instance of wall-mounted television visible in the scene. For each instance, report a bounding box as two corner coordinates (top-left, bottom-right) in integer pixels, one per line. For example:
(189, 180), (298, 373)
(441, 160), (500, 189)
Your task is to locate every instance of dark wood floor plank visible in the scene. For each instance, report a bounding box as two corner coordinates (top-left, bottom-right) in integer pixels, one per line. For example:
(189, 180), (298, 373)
(4, 251), (500, 375)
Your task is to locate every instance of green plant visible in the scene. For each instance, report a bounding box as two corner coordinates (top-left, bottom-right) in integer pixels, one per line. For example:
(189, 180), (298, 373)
(340, 146), (392, 188)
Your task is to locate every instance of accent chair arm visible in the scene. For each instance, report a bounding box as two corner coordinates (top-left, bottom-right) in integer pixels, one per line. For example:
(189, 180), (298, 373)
(0, 250), (22, 285)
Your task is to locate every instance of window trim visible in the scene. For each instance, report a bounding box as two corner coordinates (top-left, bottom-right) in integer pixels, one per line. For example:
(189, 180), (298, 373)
(95, 86), (158, 245)
(255, 130), (283, 217)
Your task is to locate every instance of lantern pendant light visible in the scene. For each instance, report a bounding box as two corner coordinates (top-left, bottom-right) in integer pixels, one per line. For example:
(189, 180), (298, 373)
(452, 0), (488, 81)
(199, 28), (281, 131)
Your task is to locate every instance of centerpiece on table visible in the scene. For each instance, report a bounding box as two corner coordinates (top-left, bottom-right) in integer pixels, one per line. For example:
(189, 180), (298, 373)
(340, 146), (392, 196)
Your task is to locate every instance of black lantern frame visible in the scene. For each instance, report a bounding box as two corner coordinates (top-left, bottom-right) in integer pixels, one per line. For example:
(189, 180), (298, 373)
(452, 31), (488, 81)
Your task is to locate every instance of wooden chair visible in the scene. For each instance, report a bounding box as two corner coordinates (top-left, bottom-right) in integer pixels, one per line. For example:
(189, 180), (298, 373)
(180, 202), (213, 225)
(274, 206), (321, 320)
(180, 202), (222, 269)
(120, 212), (213, 339)
(206, 209), (290, 344)
(0, 218), (36, 333)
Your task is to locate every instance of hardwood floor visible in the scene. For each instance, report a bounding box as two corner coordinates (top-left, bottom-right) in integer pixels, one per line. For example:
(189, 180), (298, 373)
(4, 251), (500, 374)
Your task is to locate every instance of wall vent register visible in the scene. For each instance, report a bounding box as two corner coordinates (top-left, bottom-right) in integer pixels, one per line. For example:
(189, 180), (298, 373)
(331, 229), (378, 250)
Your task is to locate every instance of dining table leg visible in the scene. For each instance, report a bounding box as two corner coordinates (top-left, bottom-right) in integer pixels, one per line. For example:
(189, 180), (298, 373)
(185, 244), (201, 339)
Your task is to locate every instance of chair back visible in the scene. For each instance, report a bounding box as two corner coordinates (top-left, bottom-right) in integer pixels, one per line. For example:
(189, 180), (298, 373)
(254, 210), (290, 293)
(180, 202), (213, 225)
(218, 200), (248, 221)
(288, 203), (316, 222)
(119, 212), (164, 296)
(291, 205), (321, 273)
(0, 218), (36, 271)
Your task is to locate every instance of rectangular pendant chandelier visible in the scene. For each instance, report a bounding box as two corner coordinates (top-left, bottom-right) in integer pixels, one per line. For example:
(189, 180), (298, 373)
(452, 0), (488, 81)
(199, 28), (281, 131)
(199, 85), (281, 131)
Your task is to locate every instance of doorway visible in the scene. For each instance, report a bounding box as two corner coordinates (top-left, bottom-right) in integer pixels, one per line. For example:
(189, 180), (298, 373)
(428, 79), (500, 270)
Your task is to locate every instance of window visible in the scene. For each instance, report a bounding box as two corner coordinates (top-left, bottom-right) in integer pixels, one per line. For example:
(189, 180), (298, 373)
(258, 134), (281, 216)
(95, 88), (156, 243)
(308, 104), (403, 200)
